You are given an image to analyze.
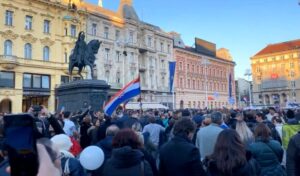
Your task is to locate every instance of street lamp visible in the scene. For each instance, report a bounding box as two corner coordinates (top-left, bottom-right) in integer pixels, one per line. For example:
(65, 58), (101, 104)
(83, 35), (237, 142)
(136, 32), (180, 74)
(244, 69), (252, 107)
(201, 58), (210, 109)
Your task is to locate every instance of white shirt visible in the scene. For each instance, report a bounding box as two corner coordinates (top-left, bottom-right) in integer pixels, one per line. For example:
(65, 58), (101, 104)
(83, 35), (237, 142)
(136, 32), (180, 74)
(63, 119), (76, 137)
(143, 123), (165, 146)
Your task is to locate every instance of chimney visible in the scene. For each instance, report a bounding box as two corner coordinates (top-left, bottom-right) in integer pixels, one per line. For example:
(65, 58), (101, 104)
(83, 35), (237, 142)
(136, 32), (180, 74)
(98, 0), (103, 7)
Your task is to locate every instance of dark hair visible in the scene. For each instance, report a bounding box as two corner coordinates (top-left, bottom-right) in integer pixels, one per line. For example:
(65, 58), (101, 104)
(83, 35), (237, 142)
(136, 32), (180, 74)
(173, 117), (195, 137)
(210, 129), (246, 175)
(254, 123), (271, 142)
(112, 129), (142, 149)
(269, 107), (276, 112)
(286, 109), (295, 119)
(148, 116), (155, 123)
(255, 112), (265, 120)
(63, 111), (71, 118)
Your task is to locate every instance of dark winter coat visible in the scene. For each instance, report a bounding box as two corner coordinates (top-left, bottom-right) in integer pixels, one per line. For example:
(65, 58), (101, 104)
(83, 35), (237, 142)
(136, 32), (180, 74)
(102, 146), (153, 176)
(80, 122), (91, 149)
(286, 132), (300, 176)
(249, 138), (286, 176)
(96, 136), (113, 160)
(61, 157), (86, 176)
(159, 135), (206, 176)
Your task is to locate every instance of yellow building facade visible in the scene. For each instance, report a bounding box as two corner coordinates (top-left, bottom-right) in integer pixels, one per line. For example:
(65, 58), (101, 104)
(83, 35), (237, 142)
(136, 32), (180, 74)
(0, 0), (86, 113)
(251, 39), (300, 107)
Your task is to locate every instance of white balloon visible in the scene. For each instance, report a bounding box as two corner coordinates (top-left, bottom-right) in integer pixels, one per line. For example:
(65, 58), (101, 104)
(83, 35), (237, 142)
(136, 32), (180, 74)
(79, 146), (104, 170)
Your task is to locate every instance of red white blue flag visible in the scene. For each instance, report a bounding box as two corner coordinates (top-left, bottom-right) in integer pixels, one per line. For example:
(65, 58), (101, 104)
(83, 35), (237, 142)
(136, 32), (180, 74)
(104, 77), (141, 116)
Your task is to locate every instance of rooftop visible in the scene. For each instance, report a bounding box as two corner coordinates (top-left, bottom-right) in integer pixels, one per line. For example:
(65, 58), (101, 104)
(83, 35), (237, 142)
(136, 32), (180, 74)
(254, 39), (300, 56)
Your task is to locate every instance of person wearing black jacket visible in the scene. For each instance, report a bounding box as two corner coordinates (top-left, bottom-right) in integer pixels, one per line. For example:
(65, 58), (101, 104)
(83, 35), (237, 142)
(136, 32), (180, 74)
(286, 132), (300, 176)
(159, 117), (206, 176)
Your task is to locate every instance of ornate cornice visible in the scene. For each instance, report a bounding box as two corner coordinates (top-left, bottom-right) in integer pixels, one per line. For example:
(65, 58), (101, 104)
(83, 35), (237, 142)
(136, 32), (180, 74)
(22, 8), (38, 15)
(0, 30), (18, 40)
(40, 13), (55, 19)
(1, 3), (19, 10)
(21, 34), (37, 43)
(40, 37), (55, 46)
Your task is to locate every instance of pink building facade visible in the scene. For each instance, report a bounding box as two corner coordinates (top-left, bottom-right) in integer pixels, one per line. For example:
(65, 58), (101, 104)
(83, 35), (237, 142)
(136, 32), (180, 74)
(172, 34), (235, 109)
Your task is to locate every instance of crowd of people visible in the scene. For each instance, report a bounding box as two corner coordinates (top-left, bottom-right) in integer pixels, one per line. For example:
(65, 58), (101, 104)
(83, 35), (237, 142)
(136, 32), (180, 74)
(0, 106), (300, 176)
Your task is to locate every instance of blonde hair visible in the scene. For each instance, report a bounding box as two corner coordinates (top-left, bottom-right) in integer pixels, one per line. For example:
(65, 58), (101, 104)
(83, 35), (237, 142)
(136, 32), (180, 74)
(235, 121), (253, 144)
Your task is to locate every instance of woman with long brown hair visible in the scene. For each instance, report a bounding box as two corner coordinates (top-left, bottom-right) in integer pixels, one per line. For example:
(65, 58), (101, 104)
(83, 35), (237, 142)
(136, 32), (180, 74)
(205, 129), (260, 176)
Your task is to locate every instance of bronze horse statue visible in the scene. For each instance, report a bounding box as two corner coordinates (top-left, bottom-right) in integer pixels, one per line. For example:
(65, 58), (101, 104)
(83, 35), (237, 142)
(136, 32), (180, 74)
(69, 32), (101, 79)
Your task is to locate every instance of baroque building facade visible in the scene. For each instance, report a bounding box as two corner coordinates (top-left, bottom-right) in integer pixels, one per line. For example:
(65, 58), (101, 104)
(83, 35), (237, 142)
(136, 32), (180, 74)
(85, 0), (174, 107)
(0, 0), (86, 113)
(251, 39), (300, 107)
(173, 33), (236, 109)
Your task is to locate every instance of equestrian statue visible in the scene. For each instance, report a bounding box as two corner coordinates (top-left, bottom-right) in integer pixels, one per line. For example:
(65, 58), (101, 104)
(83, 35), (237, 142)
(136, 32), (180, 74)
(69, 31), (102, 79)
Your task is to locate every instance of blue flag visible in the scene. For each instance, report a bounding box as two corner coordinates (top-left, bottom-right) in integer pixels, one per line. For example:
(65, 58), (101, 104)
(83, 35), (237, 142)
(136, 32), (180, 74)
(169, 61), (176, 93)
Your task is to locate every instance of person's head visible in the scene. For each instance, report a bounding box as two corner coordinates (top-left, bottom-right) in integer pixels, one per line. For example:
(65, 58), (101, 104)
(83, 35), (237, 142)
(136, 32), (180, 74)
(132, 122), (142, 132)
(181, 109), (190, 118)
(112, 129), (142, 149)
(236, 112), (244, 122)
(202, 114), (212, 126)
(211, 129), (246, 174)
(235, 121), (253, 143)
(51, 134), (73, 152)
(173, 117), (196, 140)
(106, 125), (120, 137)
(286, 109), (295, 119)
(211, 111), (223, 125)
(148, 116), (156, 123)
(269, 107), (276, 115)
(255, 112), (265, 122)
(63, 111), (71, 119)
(272, 116), (283, 125)
(254, 123), (271, 142)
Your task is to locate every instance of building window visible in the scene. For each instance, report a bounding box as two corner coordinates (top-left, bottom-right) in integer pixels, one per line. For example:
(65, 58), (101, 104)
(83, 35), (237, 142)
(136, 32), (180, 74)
(104, 26), (109, 39)
(116, 72), (121, 84)
(290, 62), (294, 68)
(24, 43), (32, 59)
(148, 36), (152, 47)
(167, 44), (171, 53)
(23, 74), (31, 88)
(0, 71), (15, 88)
(61, 76), (69, 84)
(187, 79), (190, 88)
(187, 64), (190, 70)
(92, 23), (97, 36)
(116, 51), (121, 62)
(115, 30), (120, 41)
(192, 80), (195, 89)
(105, 48), (110, 61)
(291, 81), (296, 88)
(129, 52), (134, 63)
(180, 78), (183, 88)
(64, 52), (68, 63)
(291, 71), (295, 78)
(4, 40), (12, 55)
(129, 30), (134, 43)
(23, 73), (50, 89)
(64, 27), (68, 36)
(25, 15), (32, 30)
(5, 10), (13, 26)
(43, 46), (50, 61)
(160, 42), (164, 52)
(44, 20), (50, 33)
(179, 62), (183, 70)
(70, 25), (76, 37)
(192, 65), (195, 73)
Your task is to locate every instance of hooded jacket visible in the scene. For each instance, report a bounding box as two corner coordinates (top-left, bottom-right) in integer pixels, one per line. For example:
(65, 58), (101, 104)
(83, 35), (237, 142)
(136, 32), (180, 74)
(102, 146), (153, 176)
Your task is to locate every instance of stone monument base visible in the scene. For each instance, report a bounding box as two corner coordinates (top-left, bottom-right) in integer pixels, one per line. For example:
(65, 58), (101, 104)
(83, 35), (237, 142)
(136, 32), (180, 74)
(56, 80), (110, 112)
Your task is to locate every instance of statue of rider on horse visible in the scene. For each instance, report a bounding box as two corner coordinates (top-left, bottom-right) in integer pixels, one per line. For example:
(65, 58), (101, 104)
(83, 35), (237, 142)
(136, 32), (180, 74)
(69, 31), (101, 79)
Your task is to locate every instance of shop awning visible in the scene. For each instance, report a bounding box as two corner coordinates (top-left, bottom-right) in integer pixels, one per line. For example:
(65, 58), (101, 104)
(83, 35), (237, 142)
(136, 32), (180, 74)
(125, 102), (169, 110)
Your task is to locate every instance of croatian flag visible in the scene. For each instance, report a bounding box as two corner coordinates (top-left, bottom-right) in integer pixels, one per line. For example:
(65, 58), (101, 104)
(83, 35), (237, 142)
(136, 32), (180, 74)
(104, 77), (141, 116)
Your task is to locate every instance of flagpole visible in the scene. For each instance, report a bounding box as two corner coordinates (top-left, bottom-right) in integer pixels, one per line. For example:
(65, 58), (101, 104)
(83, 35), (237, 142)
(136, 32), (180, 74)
(172, 90), (175, 110)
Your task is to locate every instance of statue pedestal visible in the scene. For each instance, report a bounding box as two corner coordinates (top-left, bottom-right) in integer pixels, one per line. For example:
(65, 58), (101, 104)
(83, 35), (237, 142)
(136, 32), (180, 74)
(56, 80), (110, 112)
